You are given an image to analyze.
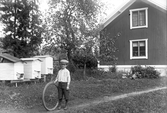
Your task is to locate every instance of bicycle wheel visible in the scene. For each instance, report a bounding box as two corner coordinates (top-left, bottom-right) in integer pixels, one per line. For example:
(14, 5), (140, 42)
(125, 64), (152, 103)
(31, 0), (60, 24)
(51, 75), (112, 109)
(42, 81), (59, 111)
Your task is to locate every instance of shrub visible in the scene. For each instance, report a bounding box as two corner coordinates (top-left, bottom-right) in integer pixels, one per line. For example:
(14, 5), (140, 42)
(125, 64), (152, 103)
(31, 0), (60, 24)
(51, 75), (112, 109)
(71, 69), (108, 81)
(70, 69), (84, 81)
(86, 69), (107, 79)
(87, 69), (123, 79)
(109, 65), (117, 73)
(53, 65), (59, 74)
(67, 62), (76, 73)
(72, 54), (98, 69)
(131, 65), (160, 79)
(144, 66), (160, 78)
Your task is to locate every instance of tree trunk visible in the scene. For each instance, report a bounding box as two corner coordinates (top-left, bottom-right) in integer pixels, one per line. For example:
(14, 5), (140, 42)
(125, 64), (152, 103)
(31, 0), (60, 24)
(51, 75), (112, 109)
(67, 49), (72, 63)
(83, 54), (87, 80)
(83, 63), (86, 80)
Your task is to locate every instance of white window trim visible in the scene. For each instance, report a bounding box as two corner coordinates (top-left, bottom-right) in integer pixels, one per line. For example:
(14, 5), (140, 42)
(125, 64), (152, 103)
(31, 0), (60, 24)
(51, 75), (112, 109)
(130, 39), (148, 59)
(130, 7), (148, 29)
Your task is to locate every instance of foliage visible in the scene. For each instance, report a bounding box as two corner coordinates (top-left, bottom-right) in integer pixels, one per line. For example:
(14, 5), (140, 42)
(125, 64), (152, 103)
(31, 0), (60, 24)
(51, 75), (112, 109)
(70, 69), (85, 80)
(0, 0), (43, 58)
(109, 65), (117, 73)
(131, 65), (160, 79)
(42, 0), (103, 63)
(99, 28), (119, 63)
(71, 69), (106, 81)
(71, 69), (124, 81)
(72, 53), (98, 69)
(67, 62), (76, 73)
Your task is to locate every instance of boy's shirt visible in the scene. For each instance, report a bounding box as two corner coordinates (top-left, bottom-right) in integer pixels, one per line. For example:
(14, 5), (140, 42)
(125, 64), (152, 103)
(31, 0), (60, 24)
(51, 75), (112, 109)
(56, 68), (71, 83)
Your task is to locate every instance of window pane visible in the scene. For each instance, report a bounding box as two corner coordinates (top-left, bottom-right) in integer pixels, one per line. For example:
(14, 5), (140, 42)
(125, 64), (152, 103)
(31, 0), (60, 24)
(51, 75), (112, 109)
(132, 11), (138, 27)
(139, 10), (146, 26)
(140, 46), (145, 56)
(139, 41), (145, 46)
(132, 42), (138, 47)
(133, 47), (138, 56)
(139, 41), (145, 56)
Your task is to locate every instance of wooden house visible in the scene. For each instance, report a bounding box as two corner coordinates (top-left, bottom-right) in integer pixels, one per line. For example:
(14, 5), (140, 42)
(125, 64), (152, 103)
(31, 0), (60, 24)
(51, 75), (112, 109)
(98, 0), (167, 76)
(21, 58), (41, 79)
(0, 54), (24, 80)
(34, 55), (53, 75)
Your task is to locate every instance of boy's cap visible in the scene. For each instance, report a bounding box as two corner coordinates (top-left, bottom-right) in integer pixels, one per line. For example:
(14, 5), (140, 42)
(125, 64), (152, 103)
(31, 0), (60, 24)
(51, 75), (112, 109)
(60, 59), (69, 64)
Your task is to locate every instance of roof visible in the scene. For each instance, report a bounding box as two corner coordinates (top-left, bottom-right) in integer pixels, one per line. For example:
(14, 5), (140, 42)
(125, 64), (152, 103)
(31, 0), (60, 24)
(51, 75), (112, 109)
(34, 55), (52, 58)
(0, 53), (21, 63)
(21, 58), (41, 61)
(100, 0), (167, 31)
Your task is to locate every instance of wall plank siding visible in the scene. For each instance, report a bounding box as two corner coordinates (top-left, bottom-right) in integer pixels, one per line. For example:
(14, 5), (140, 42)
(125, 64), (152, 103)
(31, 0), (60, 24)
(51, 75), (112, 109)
(100, 1), (167, 66)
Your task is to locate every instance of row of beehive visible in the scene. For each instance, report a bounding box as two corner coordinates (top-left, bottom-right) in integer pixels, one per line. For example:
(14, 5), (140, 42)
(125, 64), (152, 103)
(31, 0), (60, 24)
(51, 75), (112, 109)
(0, 54), (53, 80)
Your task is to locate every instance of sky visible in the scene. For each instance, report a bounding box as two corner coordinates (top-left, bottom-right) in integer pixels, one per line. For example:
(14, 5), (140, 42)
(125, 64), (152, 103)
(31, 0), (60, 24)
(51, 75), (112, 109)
(101, 0), (166, 14)
(39, 0), (166, 13)
(38, 0), (166, 22)
(0, 0), (166, 37)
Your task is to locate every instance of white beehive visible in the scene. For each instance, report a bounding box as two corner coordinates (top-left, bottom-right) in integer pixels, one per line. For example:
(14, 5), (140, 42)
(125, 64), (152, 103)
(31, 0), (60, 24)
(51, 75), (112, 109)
(0, 54), (24, 80)
(34, 55), (53, 74)
(21, 58), (41, 79)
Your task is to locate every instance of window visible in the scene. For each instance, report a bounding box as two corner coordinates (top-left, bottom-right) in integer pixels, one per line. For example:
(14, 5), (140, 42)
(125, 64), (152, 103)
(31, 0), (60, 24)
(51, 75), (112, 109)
(130, 8), (148, 29)
(130, 39), (148, 59)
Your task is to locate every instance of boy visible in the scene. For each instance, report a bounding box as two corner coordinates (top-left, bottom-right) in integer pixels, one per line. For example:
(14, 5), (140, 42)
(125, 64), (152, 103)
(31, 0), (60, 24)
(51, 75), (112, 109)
(54, 59), (71, 110)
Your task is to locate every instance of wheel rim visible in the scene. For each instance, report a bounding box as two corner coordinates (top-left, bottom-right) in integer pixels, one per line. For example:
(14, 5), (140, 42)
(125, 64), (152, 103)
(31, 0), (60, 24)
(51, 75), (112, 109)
(42, 81), (59, 111)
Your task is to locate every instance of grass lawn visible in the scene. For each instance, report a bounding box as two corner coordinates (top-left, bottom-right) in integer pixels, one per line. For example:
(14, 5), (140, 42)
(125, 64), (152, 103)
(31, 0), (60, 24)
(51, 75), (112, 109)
(0, 73), (167, 112)
(73, 89), (167, 113)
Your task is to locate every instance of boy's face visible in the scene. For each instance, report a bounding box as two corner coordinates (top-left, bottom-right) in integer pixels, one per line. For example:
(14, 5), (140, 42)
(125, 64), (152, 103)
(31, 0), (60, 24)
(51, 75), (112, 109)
(61, 63), (67, 69)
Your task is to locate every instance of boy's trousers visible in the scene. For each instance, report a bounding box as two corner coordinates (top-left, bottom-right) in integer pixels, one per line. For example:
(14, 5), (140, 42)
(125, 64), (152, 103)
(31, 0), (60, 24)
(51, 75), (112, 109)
(57, 82), (69, 100)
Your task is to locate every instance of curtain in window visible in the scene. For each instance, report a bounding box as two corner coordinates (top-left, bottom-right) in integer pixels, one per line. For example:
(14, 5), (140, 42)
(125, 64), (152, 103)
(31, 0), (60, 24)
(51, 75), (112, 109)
(132, 11), (138, 27)
(132, 41), (146, 57)
(139, 10), (146, 26)
(132, 10), (146, 27)
(139, 41), (145, 56)
(132, 42), (138, 56)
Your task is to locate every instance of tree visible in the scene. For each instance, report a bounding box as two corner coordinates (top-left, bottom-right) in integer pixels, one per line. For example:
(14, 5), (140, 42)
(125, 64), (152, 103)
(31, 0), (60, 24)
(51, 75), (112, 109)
(99, 28), (119, 64)
(0, 0), (43, 58)
(42, 0), (102, 63)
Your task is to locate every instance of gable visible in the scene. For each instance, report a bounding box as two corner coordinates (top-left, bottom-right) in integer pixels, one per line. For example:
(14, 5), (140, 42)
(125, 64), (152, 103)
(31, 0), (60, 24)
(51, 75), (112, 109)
(100, 0), (167, 31)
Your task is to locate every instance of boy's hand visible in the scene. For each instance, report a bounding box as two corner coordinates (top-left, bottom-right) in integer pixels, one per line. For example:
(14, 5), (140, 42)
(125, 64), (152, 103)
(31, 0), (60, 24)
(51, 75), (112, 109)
(54, 81), (58, 87)
(67, 86), (69, 90)
(54, 80), (56, 83)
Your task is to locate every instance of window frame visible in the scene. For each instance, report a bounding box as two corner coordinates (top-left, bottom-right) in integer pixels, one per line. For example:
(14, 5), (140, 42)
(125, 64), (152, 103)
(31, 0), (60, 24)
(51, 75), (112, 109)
(130, 39), (148, 59)
(130, 7), (148, 29)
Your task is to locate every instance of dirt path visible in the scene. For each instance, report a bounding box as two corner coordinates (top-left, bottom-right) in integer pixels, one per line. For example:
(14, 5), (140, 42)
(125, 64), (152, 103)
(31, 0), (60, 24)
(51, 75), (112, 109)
(1, 86), (167, 113)
(51, 86), (167, 113)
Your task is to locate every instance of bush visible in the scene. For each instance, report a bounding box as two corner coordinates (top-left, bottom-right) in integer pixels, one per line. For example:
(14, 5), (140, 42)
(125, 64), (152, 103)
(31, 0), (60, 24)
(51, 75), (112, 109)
(72, 54), (98, 69)
(70, 69), (84, 81)
(86, 69), (106, 79)
(86, 69), (123, 79)
(71, 69), (108, 81)
(67, 62), (76, 73)
(131, 65), (160, 79)
(109, 65), (117, 73)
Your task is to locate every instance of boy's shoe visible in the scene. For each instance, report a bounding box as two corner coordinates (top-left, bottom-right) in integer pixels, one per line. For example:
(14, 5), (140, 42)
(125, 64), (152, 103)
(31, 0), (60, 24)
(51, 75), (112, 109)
(57, 106), (62, 110)
(64, 106), (68, 110)
(64, 103), (68, 110)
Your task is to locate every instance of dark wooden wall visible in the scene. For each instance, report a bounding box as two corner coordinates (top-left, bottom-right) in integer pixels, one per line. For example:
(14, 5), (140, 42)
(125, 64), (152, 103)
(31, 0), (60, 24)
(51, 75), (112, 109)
(100, 1), (167, 65)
